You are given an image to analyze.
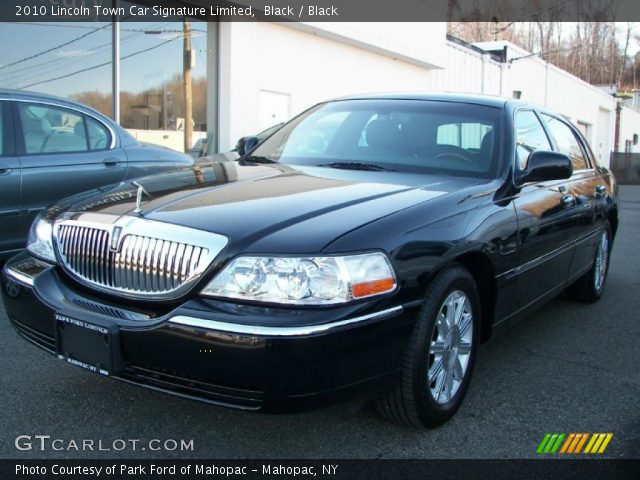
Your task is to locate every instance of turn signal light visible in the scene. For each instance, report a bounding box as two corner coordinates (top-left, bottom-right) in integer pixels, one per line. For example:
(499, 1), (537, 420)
(352, 278), (396, 299)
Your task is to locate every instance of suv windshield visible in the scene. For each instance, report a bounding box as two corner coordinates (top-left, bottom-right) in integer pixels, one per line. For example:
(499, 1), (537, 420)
(248, 99), (503, 178)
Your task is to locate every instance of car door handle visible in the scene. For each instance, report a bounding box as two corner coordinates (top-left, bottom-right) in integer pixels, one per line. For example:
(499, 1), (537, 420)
(102, 158), (121, 167)
(0, 167), (11, 176)
(560, 194), (576, 207)
(595, 184), (606, 196)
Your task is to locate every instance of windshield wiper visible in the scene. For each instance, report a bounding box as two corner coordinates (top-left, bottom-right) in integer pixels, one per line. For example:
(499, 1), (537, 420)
(319, 162), (394, 171)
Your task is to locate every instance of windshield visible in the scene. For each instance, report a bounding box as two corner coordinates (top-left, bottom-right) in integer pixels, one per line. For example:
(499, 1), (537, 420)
(248, 99), (503, 178)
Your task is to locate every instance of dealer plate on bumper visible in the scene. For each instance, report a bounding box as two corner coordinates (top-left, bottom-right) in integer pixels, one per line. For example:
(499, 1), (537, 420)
(54, 313), (123, 376)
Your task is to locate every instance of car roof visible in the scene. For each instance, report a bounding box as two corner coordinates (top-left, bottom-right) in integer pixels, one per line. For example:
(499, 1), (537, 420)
(0, 88), (114, 123)
(0, 88), (73, 103)
(333, 92), (524, 109)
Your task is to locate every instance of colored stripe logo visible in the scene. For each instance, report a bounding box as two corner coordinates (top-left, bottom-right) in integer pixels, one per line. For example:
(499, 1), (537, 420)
(537, 433), (613, 454)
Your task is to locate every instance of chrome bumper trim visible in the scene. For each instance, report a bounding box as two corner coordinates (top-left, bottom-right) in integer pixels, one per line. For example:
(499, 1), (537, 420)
(3, 257), (53, 287)
(168, 305), (403, 337)
(4, 265), (35, 287)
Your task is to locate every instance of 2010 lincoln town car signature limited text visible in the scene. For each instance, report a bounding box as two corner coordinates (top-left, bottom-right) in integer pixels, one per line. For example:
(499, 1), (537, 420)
(2, 94), (618, 427)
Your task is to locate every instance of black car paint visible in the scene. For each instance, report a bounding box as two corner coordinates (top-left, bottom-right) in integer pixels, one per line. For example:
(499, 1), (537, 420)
(0, 89), (194, 258)
(1, 94), (619, 412)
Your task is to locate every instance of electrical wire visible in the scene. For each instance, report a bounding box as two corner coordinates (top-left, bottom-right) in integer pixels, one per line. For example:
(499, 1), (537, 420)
(1, 32), (142, 84)
(0, 23), (111, 71)
(17, 36), (179, 90)
(7, 22), (205, 34)
(0, 21), (168, 87)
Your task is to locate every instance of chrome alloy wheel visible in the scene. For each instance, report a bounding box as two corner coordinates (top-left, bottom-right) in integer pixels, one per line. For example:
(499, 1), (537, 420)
(428, 290), (473, 404)
(594, 230), (609, 291)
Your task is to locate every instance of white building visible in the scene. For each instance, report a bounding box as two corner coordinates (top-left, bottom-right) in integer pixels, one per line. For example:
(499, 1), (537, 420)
(206, 24), (620, 166)
(5, 19), (635, 166)
(618, 106), (640, 153)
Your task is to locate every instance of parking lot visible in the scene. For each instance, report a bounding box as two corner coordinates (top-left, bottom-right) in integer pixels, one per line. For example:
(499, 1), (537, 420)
(1, 186), (638, 460)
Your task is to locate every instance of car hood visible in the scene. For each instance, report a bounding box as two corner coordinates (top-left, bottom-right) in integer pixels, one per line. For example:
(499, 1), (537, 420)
(57, 161), (486, 253)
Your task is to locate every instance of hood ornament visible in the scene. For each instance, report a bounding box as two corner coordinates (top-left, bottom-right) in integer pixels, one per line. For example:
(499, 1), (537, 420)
(132, 181), (150, 215)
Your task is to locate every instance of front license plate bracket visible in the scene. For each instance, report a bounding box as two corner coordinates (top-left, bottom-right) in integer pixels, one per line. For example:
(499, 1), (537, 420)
(54, 313), (123, 376)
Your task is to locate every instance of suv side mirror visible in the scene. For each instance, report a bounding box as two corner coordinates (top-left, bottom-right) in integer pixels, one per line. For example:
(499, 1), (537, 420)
(516, 150), (573, 185)
(236, 136), (259, 157)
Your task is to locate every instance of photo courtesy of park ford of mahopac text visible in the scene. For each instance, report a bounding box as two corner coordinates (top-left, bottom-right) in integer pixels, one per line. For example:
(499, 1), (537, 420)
(0, 0), (639, 479)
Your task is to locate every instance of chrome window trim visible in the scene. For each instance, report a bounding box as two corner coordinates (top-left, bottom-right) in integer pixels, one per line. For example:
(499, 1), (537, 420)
(52, 212), (229, 300)
(168, 305), (403, 337)
(11, 97), (117, 150)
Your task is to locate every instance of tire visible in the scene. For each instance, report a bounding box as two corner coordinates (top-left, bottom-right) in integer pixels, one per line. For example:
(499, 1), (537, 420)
(375, 264), (480, 428)
(566, 225), (611, 303)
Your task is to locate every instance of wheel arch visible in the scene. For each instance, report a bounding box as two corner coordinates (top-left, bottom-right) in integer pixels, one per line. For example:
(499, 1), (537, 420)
(450, 251), (497, 343)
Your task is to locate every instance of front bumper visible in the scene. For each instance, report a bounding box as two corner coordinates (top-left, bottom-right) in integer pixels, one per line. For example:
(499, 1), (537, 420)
(2, 253), (416, 412)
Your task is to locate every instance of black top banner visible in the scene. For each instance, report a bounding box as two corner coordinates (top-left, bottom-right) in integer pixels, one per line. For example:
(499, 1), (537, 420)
(2, 0), (640, 22)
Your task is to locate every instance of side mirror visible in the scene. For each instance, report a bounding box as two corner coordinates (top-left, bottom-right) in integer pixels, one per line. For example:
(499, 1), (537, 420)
(516, 150), (573, 186)
(197, 139), (207, 158)
(236, 136), (259, 157)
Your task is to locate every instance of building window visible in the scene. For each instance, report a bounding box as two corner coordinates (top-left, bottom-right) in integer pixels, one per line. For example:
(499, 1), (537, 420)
(0, 14), (209, 154)
(119, 5), (208, 153)
(0, 22), (113, 117)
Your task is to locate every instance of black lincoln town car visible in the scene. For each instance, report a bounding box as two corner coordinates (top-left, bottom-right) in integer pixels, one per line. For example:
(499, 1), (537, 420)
(1, 94), (618, 427)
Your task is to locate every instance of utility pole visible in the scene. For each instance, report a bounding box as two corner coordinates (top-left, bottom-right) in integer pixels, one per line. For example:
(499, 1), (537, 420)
(183, 19), (193, 153)
(112, 0), (120, 123)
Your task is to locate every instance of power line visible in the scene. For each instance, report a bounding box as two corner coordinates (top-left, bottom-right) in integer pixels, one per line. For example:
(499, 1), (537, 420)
(18, 36), (179, 90)
(0, 29), (146, 84)
(491, 0), (577, 37)
(508, 45), (584, 63)
(0, 23), (111, 71)
(0, 21), (170, 86)
(8, 22), (206, 34)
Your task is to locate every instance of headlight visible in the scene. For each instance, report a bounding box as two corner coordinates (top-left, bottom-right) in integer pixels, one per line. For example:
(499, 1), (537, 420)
(201, 252), (397, 305)
(27, 215), (57, 263)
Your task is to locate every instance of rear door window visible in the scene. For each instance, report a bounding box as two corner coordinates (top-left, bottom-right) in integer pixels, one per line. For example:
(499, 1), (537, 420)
(17, 103), (89, 155)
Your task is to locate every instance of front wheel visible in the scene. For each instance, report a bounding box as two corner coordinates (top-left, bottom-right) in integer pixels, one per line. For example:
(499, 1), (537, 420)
(375, 265), (480, 428)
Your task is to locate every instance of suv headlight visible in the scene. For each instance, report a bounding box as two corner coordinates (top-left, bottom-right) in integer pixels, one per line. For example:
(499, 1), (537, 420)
(27, 214), (57, 263)
(201, 252), (397, 305)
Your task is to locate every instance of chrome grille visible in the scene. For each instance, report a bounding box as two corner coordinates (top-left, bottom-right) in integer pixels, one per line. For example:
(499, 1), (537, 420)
(54, 216), (228, 299)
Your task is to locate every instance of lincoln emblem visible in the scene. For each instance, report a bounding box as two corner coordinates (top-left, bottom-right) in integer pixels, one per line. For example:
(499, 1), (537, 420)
(110, 227), (122, 252)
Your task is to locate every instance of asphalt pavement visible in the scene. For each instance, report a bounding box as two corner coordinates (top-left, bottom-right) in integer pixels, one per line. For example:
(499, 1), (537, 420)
(1, 186), (639, 460)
